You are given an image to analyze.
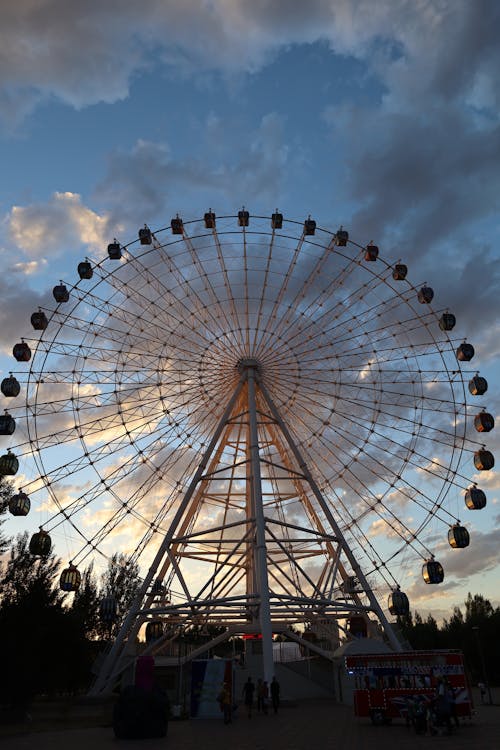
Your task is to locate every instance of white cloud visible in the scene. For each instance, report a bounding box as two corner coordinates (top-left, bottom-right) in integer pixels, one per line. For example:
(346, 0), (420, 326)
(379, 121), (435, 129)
(7, 191), (111, 259)
(9, 259), (47, 275)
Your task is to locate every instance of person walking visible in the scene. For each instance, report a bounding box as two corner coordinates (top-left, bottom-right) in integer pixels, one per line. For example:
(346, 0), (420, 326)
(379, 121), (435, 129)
(270, 676), (280, 714)
(218, 683), (232, 725)
(242, 677), (255, 718)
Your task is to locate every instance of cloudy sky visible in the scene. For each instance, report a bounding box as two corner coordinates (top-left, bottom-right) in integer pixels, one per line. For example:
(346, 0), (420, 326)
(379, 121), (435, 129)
(1, 0), (499, 623)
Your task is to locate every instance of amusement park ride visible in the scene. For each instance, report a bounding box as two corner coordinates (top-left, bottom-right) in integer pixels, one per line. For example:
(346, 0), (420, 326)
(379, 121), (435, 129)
(1, 211), (494, 694)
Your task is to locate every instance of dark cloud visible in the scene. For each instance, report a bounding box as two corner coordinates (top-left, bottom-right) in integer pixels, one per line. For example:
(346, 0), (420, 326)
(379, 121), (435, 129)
(440, 526), (500, 578)
(2, 1), (499, 125)
(341, 110), (500, 258)
(0, 270), (49, 352)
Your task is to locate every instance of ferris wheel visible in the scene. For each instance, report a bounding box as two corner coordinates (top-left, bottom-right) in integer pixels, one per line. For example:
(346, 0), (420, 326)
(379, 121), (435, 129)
(1, 210), (494, 691)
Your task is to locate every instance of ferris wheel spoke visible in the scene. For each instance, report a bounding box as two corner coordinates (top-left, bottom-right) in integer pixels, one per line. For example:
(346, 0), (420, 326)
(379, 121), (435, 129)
(210, 228), (248, 352)
(272, 257), (405, 350)
(253, 230), (312, 354)
(257, 238), (365, 352)
(284, 389), (460, 534)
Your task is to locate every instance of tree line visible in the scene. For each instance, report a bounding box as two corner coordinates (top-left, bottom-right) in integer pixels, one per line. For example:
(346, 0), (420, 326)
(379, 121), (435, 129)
(396, 593), (500, 686)
(0, 479), (140, 715)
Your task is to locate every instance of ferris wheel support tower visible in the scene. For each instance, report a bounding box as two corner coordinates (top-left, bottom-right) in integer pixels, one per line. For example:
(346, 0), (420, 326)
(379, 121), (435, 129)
(91, 358), (402, 696)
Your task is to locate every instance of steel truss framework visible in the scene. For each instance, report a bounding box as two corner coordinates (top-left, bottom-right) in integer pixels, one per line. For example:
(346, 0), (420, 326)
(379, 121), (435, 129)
(92, 358), (400, 695)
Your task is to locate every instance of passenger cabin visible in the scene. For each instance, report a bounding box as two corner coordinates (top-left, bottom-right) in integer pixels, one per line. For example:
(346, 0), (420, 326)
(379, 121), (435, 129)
(439, 313), (456, 331)
(60, 564), (82, 592)
(1, 374), (20, 398)
(448, 524), (470, 549)
(392, 264), (407, 280)
(138, 226), (152, 245)
(53, 282), (70, 303)
(145, 620), (164, 642)
(474, 412), (495, 433)
(0, 450), (19, 475)
(469, 375), (488, 396)
(364, 243), (378, 261)
(474, 449), (494, 471)
(107, 241), (122, 259)
(271, 212), (283, 229)
(9, 491), (30, 517)
(422, 559), (444, 584)
(347, 616), (367, 638)
(0, 412), (16, 436)
(100, 596), (118, 623)
(77, 261), (93, 280)
(29, 529), (52, 557)
(465, 486), (486, 510)
(304, 217), (316, 236)
(31, 310), (48, 330)
(417, 286), (434, 304)
(13, 341), (31, 362)
(204, 211), (216, 229)
(456, 342), (474, 361)
(335, 227), (348, 246)
(238, 209), (250, 227)
(171, 215), (183, 234)
(387, 588), (409, 616)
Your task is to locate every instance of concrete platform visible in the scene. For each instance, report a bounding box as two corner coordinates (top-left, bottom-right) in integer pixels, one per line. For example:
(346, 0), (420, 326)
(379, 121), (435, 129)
(5, 694), (500, 750)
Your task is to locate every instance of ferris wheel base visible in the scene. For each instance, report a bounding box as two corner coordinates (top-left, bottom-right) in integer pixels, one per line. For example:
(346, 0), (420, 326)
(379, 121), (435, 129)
(90, 364), (403, 697)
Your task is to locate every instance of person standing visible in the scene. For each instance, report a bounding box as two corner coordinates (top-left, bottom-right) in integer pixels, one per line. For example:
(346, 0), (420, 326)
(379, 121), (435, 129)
(270, 676), (280, 714)
(261, 680), (269, 715)
(478, 682), (486, 704)
(242, 677), (255, 718)
(256, 678), (263, 713)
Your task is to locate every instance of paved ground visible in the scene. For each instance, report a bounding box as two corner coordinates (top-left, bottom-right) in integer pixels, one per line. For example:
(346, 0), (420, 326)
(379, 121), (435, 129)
(5, 696), (500, 750)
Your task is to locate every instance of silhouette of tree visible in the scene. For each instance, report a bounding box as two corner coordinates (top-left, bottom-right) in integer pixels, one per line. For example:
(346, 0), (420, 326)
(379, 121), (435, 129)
(0, 477), (13, 556)
(1, 531), (63, 607)
(464, 592), (494, 624)
(70, 561), (100, 639)
(394, 593), (500, 686)
(0, 533), (93, 712)
(98, 552), (141, 639)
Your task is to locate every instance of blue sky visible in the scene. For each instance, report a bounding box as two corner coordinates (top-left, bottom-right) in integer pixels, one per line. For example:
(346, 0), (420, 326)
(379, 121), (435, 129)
(1, 1), (499, 623)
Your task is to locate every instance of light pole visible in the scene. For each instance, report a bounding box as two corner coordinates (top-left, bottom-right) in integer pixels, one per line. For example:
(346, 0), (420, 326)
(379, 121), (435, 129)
(472, 626), (493, 705)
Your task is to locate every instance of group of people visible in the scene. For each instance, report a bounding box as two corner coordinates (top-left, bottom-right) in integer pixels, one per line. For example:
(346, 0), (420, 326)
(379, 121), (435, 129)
(219, 676), (280, 724)
(406, 679), (459, 736)
(243, 676), (280, 717)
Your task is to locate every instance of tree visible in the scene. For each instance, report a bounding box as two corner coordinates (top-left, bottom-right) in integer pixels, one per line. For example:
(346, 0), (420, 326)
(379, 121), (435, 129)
(399, 610), (443, 650)
(70, 562), (100, 639)
(394, 594), (500, 686)
(98, 552), (141, 638)
(0, 533), (64, 711)
(0, 533), (96, 709)
(1, 531), (63, 608)
(464, 592), (494, 624)
(0, 477), (13, 556)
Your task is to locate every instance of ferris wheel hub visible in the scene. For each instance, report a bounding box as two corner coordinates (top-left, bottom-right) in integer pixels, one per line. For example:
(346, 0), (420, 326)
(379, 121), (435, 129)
(237, 357), (261, 373)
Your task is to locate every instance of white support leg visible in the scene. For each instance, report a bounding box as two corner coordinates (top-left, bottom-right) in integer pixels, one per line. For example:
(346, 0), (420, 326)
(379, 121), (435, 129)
(246, 366), (275, 683)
